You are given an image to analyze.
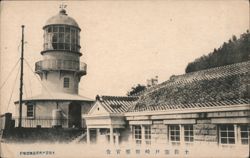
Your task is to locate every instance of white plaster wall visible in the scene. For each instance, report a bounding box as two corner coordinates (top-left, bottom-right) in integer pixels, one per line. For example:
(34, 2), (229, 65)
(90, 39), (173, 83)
(41, 71), (79, 94)
(14, 101), (70, 128)
(35, 101), (70, 119)
(111, 117), (126, 125)
(86, 117), (112, 126)
(40, 51), (82, 94)
(15, 101), (93, 128)
(14, 104), (27, 118)
(90, 102), (109, 115)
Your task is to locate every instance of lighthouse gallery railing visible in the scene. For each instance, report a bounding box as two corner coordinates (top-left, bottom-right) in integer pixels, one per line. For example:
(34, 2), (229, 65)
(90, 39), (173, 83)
(35, 59), (87, 73)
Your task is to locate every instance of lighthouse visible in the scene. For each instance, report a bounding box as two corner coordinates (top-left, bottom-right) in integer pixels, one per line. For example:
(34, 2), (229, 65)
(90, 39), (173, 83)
(36, 8), (85, 94)
(14, 8), (93, 128)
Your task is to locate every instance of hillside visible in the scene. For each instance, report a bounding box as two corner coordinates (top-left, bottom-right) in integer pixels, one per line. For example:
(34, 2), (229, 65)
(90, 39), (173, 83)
(185, 30), (250, 73)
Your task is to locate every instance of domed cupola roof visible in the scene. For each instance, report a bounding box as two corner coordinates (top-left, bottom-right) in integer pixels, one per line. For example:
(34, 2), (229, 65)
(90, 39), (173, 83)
(44, 9), (79, 28)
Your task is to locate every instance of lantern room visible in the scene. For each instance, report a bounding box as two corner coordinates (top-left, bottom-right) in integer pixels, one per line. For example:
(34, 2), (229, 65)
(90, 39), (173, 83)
(42, 9), (81, 54)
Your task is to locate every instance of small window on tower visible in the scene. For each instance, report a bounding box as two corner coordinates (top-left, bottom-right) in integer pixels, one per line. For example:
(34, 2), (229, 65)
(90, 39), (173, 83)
(64, 77), (70, 88)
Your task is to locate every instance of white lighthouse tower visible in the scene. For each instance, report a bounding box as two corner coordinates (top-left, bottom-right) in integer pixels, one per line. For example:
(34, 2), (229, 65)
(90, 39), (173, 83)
(15, 8), (93, 128)
(36, 8), (85, 94)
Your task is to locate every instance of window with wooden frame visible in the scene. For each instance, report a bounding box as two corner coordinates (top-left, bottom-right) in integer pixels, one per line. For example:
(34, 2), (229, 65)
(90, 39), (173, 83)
(63, 77), (70, 88)
(220, 125), (235, 144)
(169, 125), (180, 144)
(145, 125), (151, 145)
(184, 125), (194, 143)
(27, 105), (34, 118)
(134, 125), (142, 145)
(240, 125), (249, 145)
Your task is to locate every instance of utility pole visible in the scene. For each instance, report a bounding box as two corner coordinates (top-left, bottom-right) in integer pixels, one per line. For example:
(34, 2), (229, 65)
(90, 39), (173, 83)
(18, 25), (25, 128)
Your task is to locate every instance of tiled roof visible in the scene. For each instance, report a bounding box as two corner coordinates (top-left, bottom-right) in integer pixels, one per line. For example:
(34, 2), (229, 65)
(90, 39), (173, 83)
(93, 61), (250, 114)
(132, 61), (250, 112)
(129, 98), (250, 112)
(145, 61), (250, 95)
(96, 95), (138, 113)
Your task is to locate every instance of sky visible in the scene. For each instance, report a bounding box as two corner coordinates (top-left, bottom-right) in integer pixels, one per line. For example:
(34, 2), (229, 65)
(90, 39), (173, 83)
(0, 0), (249, 114)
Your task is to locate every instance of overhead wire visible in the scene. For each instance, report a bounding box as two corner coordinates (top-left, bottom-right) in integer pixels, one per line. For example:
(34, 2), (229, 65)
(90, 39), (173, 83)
(6, 65), (20, 111)
(0, 59), (20, 90)
(24, 59), (55, 99)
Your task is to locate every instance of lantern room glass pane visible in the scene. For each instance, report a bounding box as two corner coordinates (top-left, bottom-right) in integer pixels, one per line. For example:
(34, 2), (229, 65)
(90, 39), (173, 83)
(48, 27), (52, 33)
(71, 44), (76, 51)
(59, 33), (64, 43)
(65, 44), (70, 50)
(52, 43), (58, 49)
(65, 33), (70, 43)
(58, 43), (64, 49)
(76, 30), (79, 45)
(44, 25), (80, 52)
(52, 33), (58, 42)
(71, 29), (76, 44)
(53, 26), (58, 32)
(65, 26), (70, 32)
(59, 26), (64, 32)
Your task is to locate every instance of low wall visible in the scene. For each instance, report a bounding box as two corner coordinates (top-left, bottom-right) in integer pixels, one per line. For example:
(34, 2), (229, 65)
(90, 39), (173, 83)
(2, 128), (83, 143)
(0, 113), (15, 130)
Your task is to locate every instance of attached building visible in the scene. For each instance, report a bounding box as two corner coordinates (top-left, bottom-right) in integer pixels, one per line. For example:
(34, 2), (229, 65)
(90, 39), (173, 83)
(84, 61), (250, 152)
(84, 95), (138, 145)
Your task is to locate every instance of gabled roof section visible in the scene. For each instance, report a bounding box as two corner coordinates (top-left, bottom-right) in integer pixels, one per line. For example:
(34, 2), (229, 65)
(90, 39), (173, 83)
(87, 101), (110, 115)
(95, 95), (139, 114)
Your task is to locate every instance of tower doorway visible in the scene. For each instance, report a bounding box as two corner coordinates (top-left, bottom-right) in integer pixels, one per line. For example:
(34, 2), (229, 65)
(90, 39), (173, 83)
(68, 102), (82, 128)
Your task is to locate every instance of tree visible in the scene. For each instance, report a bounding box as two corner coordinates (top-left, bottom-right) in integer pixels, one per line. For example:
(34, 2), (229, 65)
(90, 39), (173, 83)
(232, 35), (237, 41)
(185, 30), (250, 73)
(127, 84), (146, 96)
